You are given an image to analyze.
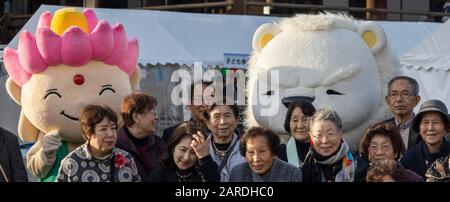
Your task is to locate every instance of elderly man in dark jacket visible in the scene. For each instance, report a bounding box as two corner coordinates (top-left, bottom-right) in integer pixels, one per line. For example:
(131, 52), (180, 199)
(380, 76), (422, 151)
(0, 127), (28, 182)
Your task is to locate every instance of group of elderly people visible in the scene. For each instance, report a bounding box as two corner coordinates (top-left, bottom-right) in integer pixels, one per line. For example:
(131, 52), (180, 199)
(3, 75), (449, 182)
(53, 75), (450, 182)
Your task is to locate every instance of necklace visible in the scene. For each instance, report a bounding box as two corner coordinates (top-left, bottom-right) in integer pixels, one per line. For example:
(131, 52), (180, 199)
(212, 140), (232, 159)
(176, 170), (192, 182)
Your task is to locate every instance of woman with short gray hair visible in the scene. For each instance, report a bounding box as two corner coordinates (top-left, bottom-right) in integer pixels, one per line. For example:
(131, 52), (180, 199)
(302, 107), (368, 182)
(229, 126), (302, 182)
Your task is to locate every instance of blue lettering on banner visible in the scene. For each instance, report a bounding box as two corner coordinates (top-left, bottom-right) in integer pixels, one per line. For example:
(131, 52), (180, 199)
(223, 53), (250, 69)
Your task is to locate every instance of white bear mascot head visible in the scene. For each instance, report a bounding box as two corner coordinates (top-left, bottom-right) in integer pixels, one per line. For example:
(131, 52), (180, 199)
(245, 13), (400, 150)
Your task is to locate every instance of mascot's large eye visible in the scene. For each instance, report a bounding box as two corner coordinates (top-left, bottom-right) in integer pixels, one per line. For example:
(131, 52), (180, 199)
(44, 89), (62, 99)
(326, 89), (344, 95)
(99, 85), (116, 95)
(263, 90), (274, 96)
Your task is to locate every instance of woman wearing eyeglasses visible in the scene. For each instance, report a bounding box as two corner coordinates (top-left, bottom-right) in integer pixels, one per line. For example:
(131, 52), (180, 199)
(359, 122), (423, 182)
(302, 107), (368, 182)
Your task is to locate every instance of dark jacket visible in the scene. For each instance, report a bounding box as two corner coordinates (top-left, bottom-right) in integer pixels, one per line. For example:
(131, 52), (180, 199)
(0, 127), (28, 182)
(380, 117), (421, 150)
(148, 155), (220, 182)
(402, 168), (424, 182)
(276, 144), (288, 162)
(401, 140), (450, 179)
(302, 152), (369, 182)
(355, 156), (370, 182)
(115, 127), (163, 182)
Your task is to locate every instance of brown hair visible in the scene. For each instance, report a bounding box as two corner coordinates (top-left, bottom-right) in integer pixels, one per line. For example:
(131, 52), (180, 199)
(366, 159), (407, 182)
(120, 92), (157, 127)
(160, 121), (207, 168)
(359, 122), (406, 160)
(79, 105), (118, 140)
(239, 126), (280, 157)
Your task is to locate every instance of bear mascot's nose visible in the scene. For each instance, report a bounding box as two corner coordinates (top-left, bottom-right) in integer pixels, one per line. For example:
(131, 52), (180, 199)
(281, 96), (314, 108)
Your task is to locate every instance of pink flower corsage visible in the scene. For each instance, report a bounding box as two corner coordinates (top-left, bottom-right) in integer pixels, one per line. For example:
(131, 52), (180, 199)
(114, 154), (130, 169)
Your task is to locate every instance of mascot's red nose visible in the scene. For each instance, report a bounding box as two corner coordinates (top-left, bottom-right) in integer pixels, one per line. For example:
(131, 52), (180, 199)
(74, 74), (85, 85)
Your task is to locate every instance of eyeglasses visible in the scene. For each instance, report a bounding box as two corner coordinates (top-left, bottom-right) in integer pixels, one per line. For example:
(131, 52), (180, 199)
(388, 91), (415, 99)
(368, 144), (393, 153)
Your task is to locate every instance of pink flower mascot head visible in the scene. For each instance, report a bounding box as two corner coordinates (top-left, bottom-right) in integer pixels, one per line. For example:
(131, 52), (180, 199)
(3, 7), (141, 181)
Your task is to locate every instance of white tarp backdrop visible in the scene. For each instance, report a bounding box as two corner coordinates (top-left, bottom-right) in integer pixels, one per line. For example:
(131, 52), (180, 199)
(400, 19), (450, 111)
(0, 4), (445, 137)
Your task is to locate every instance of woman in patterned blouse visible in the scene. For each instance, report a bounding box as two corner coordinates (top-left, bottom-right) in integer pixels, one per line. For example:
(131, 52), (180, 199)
(56, 105), (140, 182)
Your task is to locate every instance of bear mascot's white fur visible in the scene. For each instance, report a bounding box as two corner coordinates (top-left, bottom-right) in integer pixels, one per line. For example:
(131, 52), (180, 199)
(3, 8), (141, 181)
(245, 13), (400, 150)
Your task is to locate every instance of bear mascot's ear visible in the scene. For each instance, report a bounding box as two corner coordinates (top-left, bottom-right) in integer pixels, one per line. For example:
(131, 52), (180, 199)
(357, 22), (387, 54)
(252, 23), (282, 53)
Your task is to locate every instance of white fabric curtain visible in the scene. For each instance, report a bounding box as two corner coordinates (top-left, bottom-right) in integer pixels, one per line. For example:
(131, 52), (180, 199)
(402, 66), (450, 112)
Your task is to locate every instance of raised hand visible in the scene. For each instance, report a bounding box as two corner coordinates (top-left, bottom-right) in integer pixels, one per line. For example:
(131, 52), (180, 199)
(190, 131), (210, 159)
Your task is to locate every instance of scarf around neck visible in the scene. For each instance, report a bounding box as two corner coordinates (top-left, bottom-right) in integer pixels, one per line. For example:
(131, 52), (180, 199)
(308, 140), (357, 182)
(286, 137), (309, 168)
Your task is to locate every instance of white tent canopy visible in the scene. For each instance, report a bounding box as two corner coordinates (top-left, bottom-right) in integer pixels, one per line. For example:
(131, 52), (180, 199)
(7, 5), (280, 66)
(6, 5), (440, 66)
(401, 20), (450, 71)
(400, 20), (450, 111)
(378, 21), (439, 56)
(1, 5), (445, 135)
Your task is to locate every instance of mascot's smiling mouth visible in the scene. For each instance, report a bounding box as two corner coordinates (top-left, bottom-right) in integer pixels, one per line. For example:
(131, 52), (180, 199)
(60, 111), (79, 121)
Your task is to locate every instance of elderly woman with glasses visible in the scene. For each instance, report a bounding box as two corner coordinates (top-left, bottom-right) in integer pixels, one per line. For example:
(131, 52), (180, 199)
(360, 122), (422, 182)
(302, 107), (368, 182)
